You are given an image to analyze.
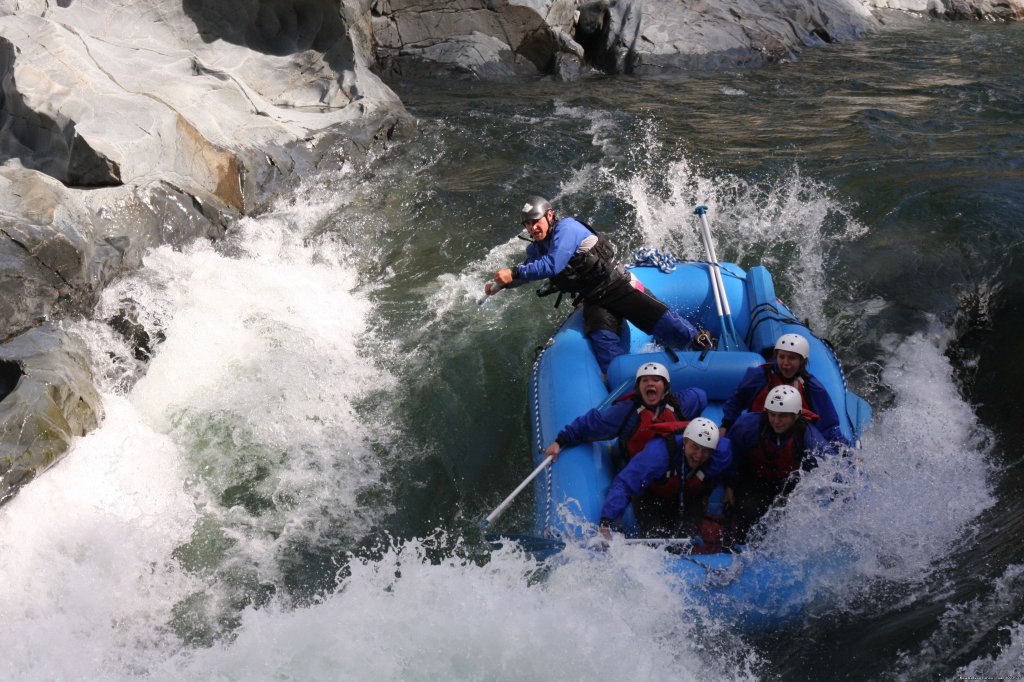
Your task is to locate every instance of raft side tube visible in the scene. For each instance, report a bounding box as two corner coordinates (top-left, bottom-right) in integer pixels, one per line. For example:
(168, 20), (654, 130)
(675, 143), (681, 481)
(846, 391), (873, 441)
(745, 265), (786, 356)
(530, 309), (614, 536)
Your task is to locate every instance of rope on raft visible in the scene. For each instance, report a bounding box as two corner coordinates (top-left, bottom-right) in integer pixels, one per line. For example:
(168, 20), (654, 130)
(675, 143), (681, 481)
(630, 247), (681, 273)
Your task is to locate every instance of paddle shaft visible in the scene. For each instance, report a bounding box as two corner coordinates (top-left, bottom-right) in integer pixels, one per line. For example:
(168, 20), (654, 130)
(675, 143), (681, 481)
(696, 209), (729, 315)
(480, 455), (554, 528)
(694, 206), (741, 350)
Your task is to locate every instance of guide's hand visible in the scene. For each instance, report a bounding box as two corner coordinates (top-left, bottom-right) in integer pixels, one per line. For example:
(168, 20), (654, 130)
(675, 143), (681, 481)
(544, 441), (561, 462)
(484, 281), (504, 296)
(692, 329), (714, 351)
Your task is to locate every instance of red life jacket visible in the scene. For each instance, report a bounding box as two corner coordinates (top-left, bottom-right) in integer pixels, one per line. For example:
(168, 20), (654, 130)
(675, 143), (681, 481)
(744, 416), (810, 481)
(751, 364), (811, 413)
(616, 392), (688, 458)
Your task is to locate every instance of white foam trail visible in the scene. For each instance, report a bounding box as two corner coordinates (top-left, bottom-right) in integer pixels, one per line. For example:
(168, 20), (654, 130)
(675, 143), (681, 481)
(154, 538), (761, 682)
(130, 211), (392, 560)
(0, 397), (199, 680)
(0, 176), (395, 679)
(957, 605), (1024, 680)
(553, 101), (625, 158)
(616, 152), (866, 332)
(427, 234), (527, 327)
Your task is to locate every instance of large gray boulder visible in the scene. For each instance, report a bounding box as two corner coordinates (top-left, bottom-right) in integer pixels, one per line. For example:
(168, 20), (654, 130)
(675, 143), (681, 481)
(371, 0), (585, 80)
(0, 166), (228, 342)
(0, 324), (101, 503)
(577, 0), (878, 74)
(0, 0), (411, 344)
(863, 0), (1024, 20)
(369, 0), (1024, 82)
(1, 1), (409, 213)
(369, 0), (887, 80)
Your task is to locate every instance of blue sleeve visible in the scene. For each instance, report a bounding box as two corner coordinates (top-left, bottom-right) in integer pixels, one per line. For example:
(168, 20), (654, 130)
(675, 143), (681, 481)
(726, 412), (761, 465)
(674, 388), (708, 420)
(806, 376), (852, 446)
(600, 438), (671, 521)
(803, 422), (842, 460)
(721, 366), (766, 427)
(705, 437), (738, 483)
(558, 401), (632, 446)
(515, 218), (588, 281)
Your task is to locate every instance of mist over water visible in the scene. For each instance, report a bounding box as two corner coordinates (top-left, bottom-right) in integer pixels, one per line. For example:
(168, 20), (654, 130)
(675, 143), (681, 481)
(2, 18), (1023, 682)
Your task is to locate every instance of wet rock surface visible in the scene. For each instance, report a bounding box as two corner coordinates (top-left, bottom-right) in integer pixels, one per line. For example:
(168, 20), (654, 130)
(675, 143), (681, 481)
(0, 325), (101, 503)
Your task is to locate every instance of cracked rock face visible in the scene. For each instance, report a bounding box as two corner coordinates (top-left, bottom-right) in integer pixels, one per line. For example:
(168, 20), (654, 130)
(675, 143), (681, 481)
(1, 1), (409, 211)
(371, 0), (585, 80)
(863, 0), (1024, 20)
(577, 0), (879, 74)
(370, 0), (1022, 82)
(0, 167), (228, 343)
(369, 0), (882, 79)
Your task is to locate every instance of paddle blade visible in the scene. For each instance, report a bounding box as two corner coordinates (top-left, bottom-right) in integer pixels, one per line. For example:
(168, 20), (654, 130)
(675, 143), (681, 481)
(485, 533), (566, 561)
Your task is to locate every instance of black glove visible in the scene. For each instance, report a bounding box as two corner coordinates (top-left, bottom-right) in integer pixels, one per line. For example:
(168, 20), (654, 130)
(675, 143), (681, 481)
(692, 329), (714, 351)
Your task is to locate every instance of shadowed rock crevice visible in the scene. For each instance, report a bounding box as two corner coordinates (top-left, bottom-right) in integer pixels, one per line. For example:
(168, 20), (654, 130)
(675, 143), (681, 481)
(369, 1), (584, 81)
(0, 39), (123, 187)
(0, 360), (22, 403)
(181, 0), (358, 105)
(576, 0), (614, 72)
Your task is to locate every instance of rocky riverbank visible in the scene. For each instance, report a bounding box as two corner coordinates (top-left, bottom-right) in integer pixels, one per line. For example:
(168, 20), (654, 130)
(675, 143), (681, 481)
(0, 0), (409, 501)
(1, 0), (1020, 502)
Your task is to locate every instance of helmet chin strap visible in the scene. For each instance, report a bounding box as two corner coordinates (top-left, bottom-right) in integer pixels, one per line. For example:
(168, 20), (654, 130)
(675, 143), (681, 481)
(540, 210), (557, 236)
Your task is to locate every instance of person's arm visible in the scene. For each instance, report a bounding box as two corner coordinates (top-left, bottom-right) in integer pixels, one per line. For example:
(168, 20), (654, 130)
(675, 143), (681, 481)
(544, 403), (629, 462)
(514, 219), (585, 281)
(489, 240), (540, 292)
(720, 367), (764, 429)
(675, 387), (708, 420)
(558, 402), (631, 446)
(705, 436), (738, 484)
(599, 439), (669, 523)
(799, 423), (840, 471)
(724, 413), (758, 471)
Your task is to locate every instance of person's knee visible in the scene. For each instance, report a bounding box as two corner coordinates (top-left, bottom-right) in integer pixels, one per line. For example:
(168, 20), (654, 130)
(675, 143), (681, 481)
(652, 311), (696, 347)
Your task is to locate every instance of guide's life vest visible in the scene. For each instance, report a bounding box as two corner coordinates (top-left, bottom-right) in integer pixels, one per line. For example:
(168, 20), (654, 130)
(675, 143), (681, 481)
(547, 221), (621, 296)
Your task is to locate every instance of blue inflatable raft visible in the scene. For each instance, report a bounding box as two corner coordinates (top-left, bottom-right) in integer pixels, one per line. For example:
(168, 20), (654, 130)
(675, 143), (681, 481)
(525, 256), (872, 629)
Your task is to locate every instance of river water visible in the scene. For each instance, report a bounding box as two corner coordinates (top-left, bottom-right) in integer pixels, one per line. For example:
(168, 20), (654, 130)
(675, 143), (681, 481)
(1, 15), (1022, 682)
